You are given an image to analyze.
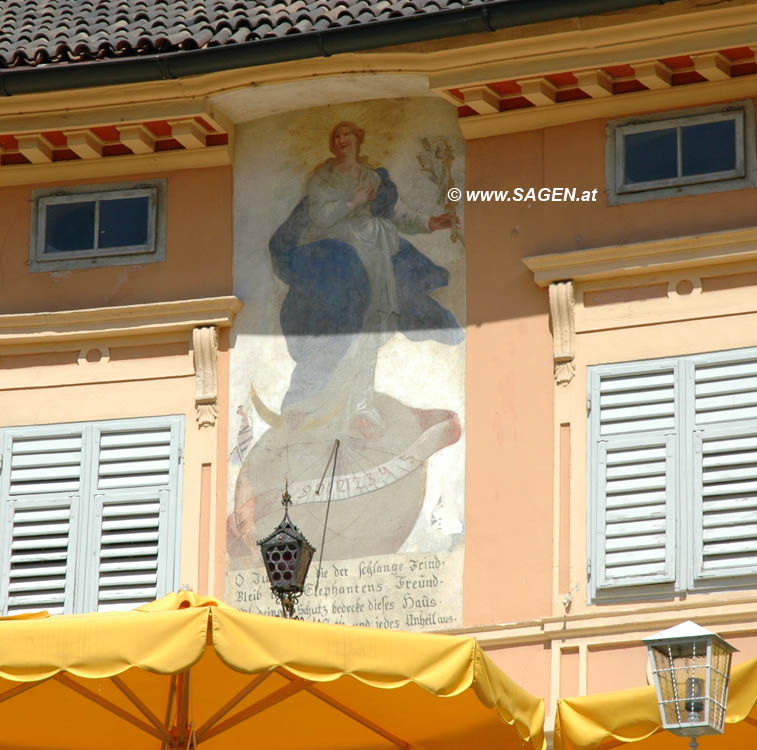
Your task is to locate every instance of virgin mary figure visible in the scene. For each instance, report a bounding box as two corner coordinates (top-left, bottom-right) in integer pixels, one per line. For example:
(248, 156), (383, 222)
(229, 122), (464, 562)
(270, 121), (462, 436)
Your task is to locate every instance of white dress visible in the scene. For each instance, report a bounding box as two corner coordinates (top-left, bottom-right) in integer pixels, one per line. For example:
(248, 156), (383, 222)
(290, 161), (430, 434)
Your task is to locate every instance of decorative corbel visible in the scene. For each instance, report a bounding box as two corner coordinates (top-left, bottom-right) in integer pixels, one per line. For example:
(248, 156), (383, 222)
(548, 281), (576, 385)
(193, 326), (218, 427)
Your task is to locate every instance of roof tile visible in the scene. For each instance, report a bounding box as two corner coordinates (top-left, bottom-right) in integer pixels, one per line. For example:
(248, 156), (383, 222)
(0, 0), (489, 68)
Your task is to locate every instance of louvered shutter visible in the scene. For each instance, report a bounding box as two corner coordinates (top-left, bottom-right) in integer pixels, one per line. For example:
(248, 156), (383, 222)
(595, 435), (677, 590)
(0, 429), (84, 615)
(1, 498), (79, 615)
(86, 420), (181, 612)
(589, 363), (679, 596)
(691, 354), (757, 581)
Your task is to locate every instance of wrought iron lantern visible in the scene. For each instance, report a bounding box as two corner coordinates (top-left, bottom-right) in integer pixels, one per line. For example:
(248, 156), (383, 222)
(643, 621), (737, 749)
(258, 485), (315, 619)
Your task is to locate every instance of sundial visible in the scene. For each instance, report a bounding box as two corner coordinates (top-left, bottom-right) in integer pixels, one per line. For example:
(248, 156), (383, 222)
(229, 391), (460, 563)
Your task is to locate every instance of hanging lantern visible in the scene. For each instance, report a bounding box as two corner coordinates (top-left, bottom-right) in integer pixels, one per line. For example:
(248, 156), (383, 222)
(258, 485), (315, 619)
(643, 621), (737, 745)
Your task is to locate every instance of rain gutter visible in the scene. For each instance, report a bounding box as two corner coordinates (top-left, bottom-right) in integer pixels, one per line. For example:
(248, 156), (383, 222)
(0, 0), (666, 96)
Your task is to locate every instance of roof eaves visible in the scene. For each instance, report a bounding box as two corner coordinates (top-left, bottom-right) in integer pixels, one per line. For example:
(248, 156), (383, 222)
(0, 0), (667, 97)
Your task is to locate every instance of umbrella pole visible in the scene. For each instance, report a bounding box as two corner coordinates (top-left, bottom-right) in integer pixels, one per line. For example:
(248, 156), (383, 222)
(111, 675), (172, 741)
(53, 673), (167, 742)
(0, 680), (44, 705)
(162, 675), (176, 750)
(200, 678), (308, 742)
(275, 670), (412, 749)
(305, 683), (413, 749)
(177, 670), (191, 746)
(195, 672), (271, 740)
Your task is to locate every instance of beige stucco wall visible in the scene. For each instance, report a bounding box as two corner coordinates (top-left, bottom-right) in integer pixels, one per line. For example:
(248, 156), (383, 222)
(0, 165), (235, 598)
(0, 166), (232, 314)
(3, 85), (757, 727)
(465, 100), (757, 261)
(463, 96), (757, 713)
(462, 168), (554, 626)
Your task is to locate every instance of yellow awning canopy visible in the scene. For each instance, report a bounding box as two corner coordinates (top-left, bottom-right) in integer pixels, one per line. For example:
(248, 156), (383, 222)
(554, 655), (757, 750)
(0, 591), (545, 750)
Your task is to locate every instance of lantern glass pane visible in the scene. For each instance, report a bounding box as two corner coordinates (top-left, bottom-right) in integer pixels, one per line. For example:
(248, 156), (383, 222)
(709, 642), (732, 732)
(279, 542), (298, 585)
(296, 543), (314, 588)
(262, 533), (301, 591)
(710, 676), (725, 729)
(651, 641), (712, 729)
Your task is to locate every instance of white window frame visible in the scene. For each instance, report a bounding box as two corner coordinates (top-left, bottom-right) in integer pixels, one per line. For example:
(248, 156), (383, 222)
(606, 101), (756, 205)
(0, 415), (183, 615)
(588, 347), (757, 603)
(29, 179), (166, 272)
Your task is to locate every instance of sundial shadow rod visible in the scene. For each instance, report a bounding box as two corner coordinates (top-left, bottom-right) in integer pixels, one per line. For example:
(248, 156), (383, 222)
(314, 438), (340, 595)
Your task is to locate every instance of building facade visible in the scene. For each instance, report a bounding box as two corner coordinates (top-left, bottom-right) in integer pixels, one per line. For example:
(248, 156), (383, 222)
(1, 0), (757, 743)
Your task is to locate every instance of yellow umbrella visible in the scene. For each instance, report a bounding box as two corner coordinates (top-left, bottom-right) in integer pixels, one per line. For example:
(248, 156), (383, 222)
(554, 656), (757, 750)
(0, 591), (545, 750)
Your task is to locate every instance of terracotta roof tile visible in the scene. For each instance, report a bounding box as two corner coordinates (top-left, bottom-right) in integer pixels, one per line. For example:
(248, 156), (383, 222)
(0, 0), (489, 68)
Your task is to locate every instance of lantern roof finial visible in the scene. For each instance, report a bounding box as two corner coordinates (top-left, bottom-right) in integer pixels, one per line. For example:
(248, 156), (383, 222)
(643, 621), (738, 651)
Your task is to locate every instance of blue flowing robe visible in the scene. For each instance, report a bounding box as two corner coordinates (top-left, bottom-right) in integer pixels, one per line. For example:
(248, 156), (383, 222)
(269, 166), (463, 411)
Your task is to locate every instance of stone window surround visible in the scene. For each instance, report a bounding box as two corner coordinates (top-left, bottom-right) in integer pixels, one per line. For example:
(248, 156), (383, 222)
(29, 179), (166, 272)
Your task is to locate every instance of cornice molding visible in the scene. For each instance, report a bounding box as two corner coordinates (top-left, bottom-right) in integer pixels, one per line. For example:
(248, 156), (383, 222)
(429, 3), (757, 92)
(458, 75), (757, 139)
(523, 226), (757, 288)
(0, 101), (233, 185)
(0, 99), (231, 138)
(0, 1), (752, 138)
(0, 145), (231, 186)
(0, 296), (242, 346)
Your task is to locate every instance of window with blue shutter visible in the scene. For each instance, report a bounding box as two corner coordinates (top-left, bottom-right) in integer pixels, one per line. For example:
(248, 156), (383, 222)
(0, 416), (183, 615)
(588, 348), (757, 602)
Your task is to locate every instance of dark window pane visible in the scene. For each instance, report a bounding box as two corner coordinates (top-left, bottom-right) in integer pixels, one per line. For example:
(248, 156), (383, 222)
(98, 196), (150, 248)
(44, 201), (95, 253)
(682, 120), (736, 176)
(624, 128), (677, 184)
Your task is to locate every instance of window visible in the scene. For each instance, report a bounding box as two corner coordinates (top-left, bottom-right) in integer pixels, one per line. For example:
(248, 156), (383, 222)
(588, 348), (757, 602)
(606, 102), (755, 204)
(29, 180), (166, 271)
(0, 416), (183, 615)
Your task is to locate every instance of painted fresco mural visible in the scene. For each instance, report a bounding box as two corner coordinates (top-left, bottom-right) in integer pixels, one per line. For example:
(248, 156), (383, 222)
(227, 98), (465, 629)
